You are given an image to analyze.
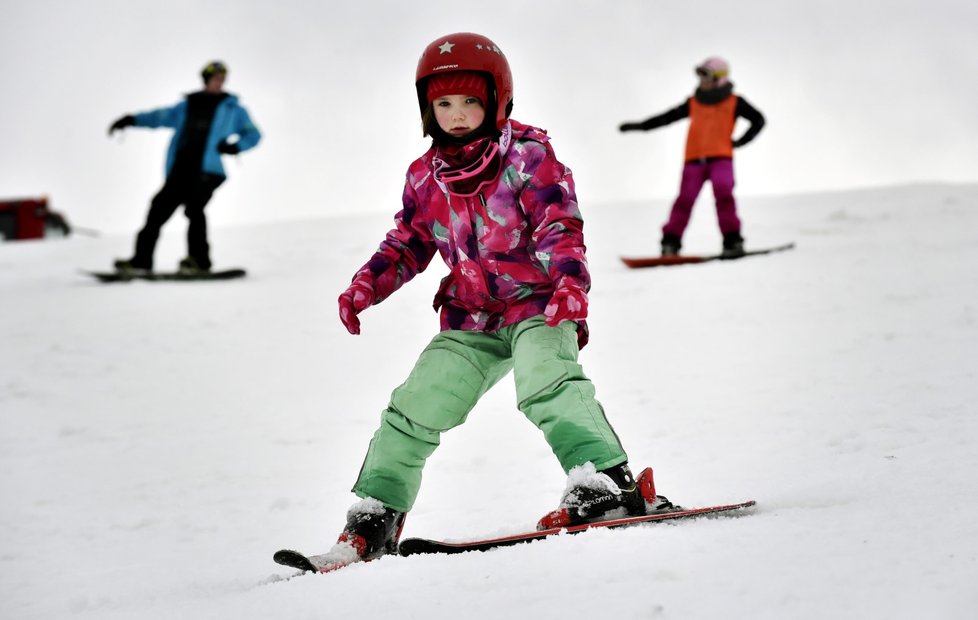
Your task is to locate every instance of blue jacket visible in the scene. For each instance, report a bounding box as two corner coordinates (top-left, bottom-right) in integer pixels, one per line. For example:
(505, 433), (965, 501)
(132, 93), (261, 178)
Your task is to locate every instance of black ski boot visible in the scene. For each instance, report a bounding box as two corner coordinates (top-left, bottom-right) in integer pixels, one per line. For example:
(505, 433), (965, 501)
(178, 257), (211, 275)
(293, 498), (407, 572)
(335, 498), (406, 561)
(721, 232), (746, 258)
(661, 234), (682, 257)
(537, 463), (678, 530)
(113, 258), (151, 275)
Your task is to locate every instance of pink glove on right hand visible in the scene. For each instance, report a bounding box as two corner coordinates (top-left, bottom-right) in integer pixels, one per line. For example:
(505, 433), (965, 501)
(544, 286), (588, 327)
(338, 279), (375, 335)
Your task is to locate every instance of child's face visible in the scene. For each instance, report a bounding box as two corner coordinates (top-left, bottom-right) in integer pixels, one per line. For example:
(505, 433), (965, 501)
(432, 95), (486, 138)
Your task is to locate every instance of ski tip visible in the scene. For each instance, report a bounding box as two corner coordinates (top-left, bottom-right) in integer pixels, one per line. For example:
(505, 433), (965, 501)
(273, 549), (318, 572)
(725, 499), (756, 511)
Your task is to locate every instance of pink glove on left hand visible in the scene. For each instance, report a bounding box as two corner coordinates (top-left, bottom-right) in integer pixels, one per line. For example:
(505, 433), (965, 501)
(338, 279), (375, 335)
(544, 287), (588, 327)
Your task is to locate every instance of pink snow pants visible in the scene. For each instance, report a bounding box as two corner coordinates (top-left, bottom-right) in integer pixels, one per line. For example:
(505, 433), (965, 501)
(661, 158), (741, 239)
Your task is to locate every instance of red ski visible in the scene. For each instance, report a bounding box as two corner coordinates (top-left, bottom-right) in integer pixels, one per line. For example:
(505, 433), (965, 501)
(397, 500), (756, 556)
(621, 242), (794, 269)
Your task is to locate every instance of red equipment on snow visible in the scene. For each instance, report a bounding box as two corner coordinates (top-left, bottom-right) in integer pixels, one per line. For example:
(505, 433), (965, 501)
(0, 197), (71, 241)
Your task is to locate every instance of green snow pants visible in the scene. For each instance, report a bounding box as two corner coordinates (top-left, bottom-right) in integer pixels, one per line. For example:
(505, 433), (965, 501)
(352, 316), (628, 512)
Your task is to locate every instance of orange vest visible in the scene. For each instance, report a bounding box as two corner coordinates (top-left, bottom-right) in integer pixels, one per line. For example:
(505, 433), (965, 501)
(684, 95), (738, 161)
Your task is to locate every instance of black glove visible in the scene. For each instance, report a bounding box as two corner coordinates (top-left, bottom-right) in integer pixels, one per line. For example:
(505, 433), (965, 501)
(108, 115), (135, 136)
(619, 122), (641, 132)
(217, 140), (240, 155)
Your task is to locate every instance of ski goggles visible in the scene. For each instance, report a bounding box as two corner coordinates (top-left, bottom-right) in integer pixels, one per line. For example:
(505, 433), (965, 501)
(695, 65), (728, 80)
(433, 139), (502, 197)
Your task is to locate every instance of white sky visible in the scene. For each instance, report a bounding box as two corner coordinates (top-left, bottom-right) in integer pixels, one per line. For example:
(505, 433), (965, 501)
(1, 0), (976, 233)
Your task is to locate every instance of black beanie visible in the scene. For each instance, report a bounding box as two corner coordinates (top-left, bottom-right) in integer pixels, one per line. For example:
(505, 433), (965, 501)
(201, 61), (228, 83)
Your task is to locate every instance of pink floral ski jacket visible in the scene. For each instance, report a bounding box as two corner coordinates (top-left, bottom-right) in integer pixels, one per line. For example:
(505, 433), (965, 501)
(349, 120), (591, 347)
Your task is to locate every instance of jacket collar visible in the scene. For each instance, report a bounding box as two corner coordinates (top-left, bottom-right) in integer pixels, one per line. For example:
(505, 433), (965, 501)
(694, 82), (734, 104)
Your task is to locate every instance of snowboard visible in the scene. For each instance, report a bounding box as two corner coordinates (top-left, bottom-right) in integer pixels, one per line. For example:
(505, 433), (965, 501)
(84, 268), (247, 283)
(397, 500), (756, 556)
(621, 243), (795, 269)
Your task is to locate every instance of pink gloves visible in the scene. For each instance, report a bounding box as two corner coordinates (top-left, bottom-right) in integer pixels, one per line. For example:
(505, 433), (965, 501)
(341, 280), (584, 333)
(338, 279), (375, 335)
(544, 286), (588, 327)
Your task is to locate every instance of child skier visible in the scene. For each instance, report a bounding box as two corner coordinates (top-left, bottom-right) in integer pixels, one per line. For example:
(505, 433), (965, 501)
(619, 56), (765, 257)
(312, 33), (676, 570)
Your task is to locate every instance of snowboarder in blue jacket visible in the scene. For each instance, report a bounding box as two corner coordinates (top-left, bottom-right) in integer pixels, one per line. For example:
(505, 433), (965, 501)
(108, 61), (261, 274)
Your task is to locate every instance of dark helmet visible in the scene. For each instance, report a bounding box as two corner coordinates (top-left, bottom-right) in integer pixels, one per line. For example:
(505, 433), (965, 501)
(201, 61), (229, 82)
(415, 33), (513, 131)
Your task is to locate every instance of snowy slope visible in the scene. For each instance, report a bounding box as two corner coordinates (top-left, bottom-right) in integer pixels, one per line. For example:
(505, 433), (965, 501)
(2, 183), (976, 619)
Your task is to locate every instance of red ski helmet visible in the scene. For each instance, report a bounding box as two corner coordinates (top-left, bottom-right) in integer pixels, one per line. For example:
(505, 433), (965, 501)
(415, 32), (513, 130)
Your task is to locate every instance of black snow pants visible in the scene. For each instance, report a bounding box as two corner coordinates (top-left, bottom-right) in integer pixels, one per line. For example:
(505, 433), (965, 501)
(130, 171), (225, 270)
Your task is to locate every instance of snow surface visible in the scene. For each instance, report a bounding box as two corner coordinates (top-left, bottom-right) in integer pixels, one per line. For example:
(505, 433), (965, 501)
(2, 183), (977, 619)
